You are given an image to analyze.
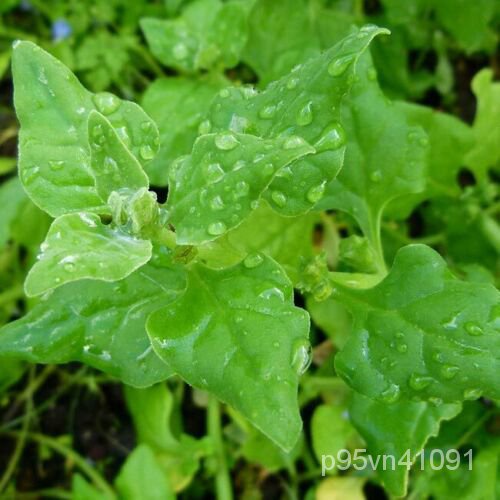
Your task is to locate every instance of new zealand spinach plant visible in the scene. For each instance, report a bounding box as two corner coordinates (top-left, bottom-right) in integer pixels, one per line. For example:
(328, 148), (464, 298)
(0, 0), (499, 498)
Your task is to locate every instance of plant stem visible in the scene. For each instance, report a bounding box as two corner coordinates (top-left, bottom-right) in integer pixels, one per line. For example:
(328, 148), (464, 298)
(207, 397), (232, 500)
(0, 368), (35, 494)
(0, 432), (115, 499)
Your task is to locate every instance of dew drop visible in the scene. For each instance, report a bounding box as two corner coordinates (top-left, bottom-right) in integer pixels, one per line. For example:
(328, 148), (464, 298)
(271, 190), (287, 207)
(141, 121), (152, 132)
(287, 77), (299, 90)
(296, 101), (313, 126)
(380, 384), (400, 404)
(306, 181), (326, 204)
(429, 397), (443, 407)
(409, 373), (433, 391)
(312, 281), (333, 301)
(172, 42), (188, 60)
(259, 287), (285, 302)
(93, 92), (121, 115)
(232, 160), (246, 171)
(291, 339), (312, 375)
(244, 253), (263, 269)
(440, 364), (459, 380)
(63, 261), (75, 272)
(370, 170), (382, 182)
(328, 55), (354, 77)
(209, 195), (225, 211)
(48, 160), (65, 171)
(464, 322), (483, 336)
(219, 88), (230, 98)
(208, 221), (227, 236)
(140, 145), (155, 161)
(463, 388), (482, 400)
(215, 133), (239, 151)
(283, 135), (307, 150)
(115, 126), (131, 148)
(262, 163), (274, 176)
(258, 105), (277, 119)
(205, 163), (224, 183)
(396, 343), (408, 354)
(198, 119), (212, 135)
(315, 123), (346, 152)
(234, 180), (249, 197)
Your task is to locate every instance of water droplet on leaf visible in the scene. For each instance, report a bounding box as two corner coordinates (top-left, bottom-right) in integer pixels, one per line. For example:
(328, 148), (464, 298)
(215, 133), (239, 151)
(208, 221), (227, 236)
(306, 181), (326, 203)
(93, 92), (121, 115)
(271, 190), (287, 207)
(296, 101), (313, 126)
(291, 339), (312, 375)
(315, 123), (346, 152)
(244, 253), (263, 268)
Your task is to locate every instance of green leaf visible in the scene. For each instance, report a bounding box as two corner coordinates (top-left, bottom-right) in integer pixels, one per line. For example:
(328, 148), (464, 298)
(25, 212), (152, 297)
(466, 69), (500, 181)
(88, 111), (149, 201)
(240, 428), (301, 473)
(0, 248), (185, 387)
(434, 0), (496, 53)
(141, 76), (227, 185)
(198, 201), (318, 283)
(140, 0), (249, 72)
(208, 26), (389, 216)
(167, 132), (315, 245)
(350, 392), (461, 497)
(318, 53), (428, 254)
(394, 102), (474, 200)
(72, 474), (109, 500)
(12, 41), (159, 217)
(125, 384), (211, 491)
(115, 444), (174, 500)
(146, 255), (310, 451)
(0, 177), (27, 250)
(311, 404), (357, 472)
(316, 477), (365, 500)
(335, 244), (500, 404)
(242, 0), (320, 85)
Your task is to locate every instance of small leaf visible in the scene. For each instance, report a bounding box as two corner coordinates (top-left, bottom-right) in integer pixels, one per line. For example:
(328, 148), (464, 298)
(335, 244), (500, 404)
(25, 212), (152, 297)
(242, 0), (320, 85)
(125, 384), (210, 491)
(350, 392), (461, 497)
(12, 41), (159, 217)
(141, 0), (249, 72)
(311, 404), (357, 471)
(466, 69), (500, 181)
(0, 248), (186, 387)
(146, 255), (310, 451)
(115, 444), (174, 500)
(167, 132), (314, 245)
(88, 111), (149, 201)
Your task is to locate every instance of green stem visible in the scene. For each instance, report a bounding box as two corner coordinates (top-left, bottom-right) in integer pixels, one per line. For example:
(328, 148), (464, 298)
(0, 368), (35, 494)
(0, 432), (115, 499)
(207, 397), (233, 500)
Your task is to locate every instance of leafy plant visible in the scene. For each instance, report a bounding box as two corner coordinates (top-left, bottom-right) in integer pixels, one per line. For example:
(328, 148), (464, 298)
(0, 1), (499, 499)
